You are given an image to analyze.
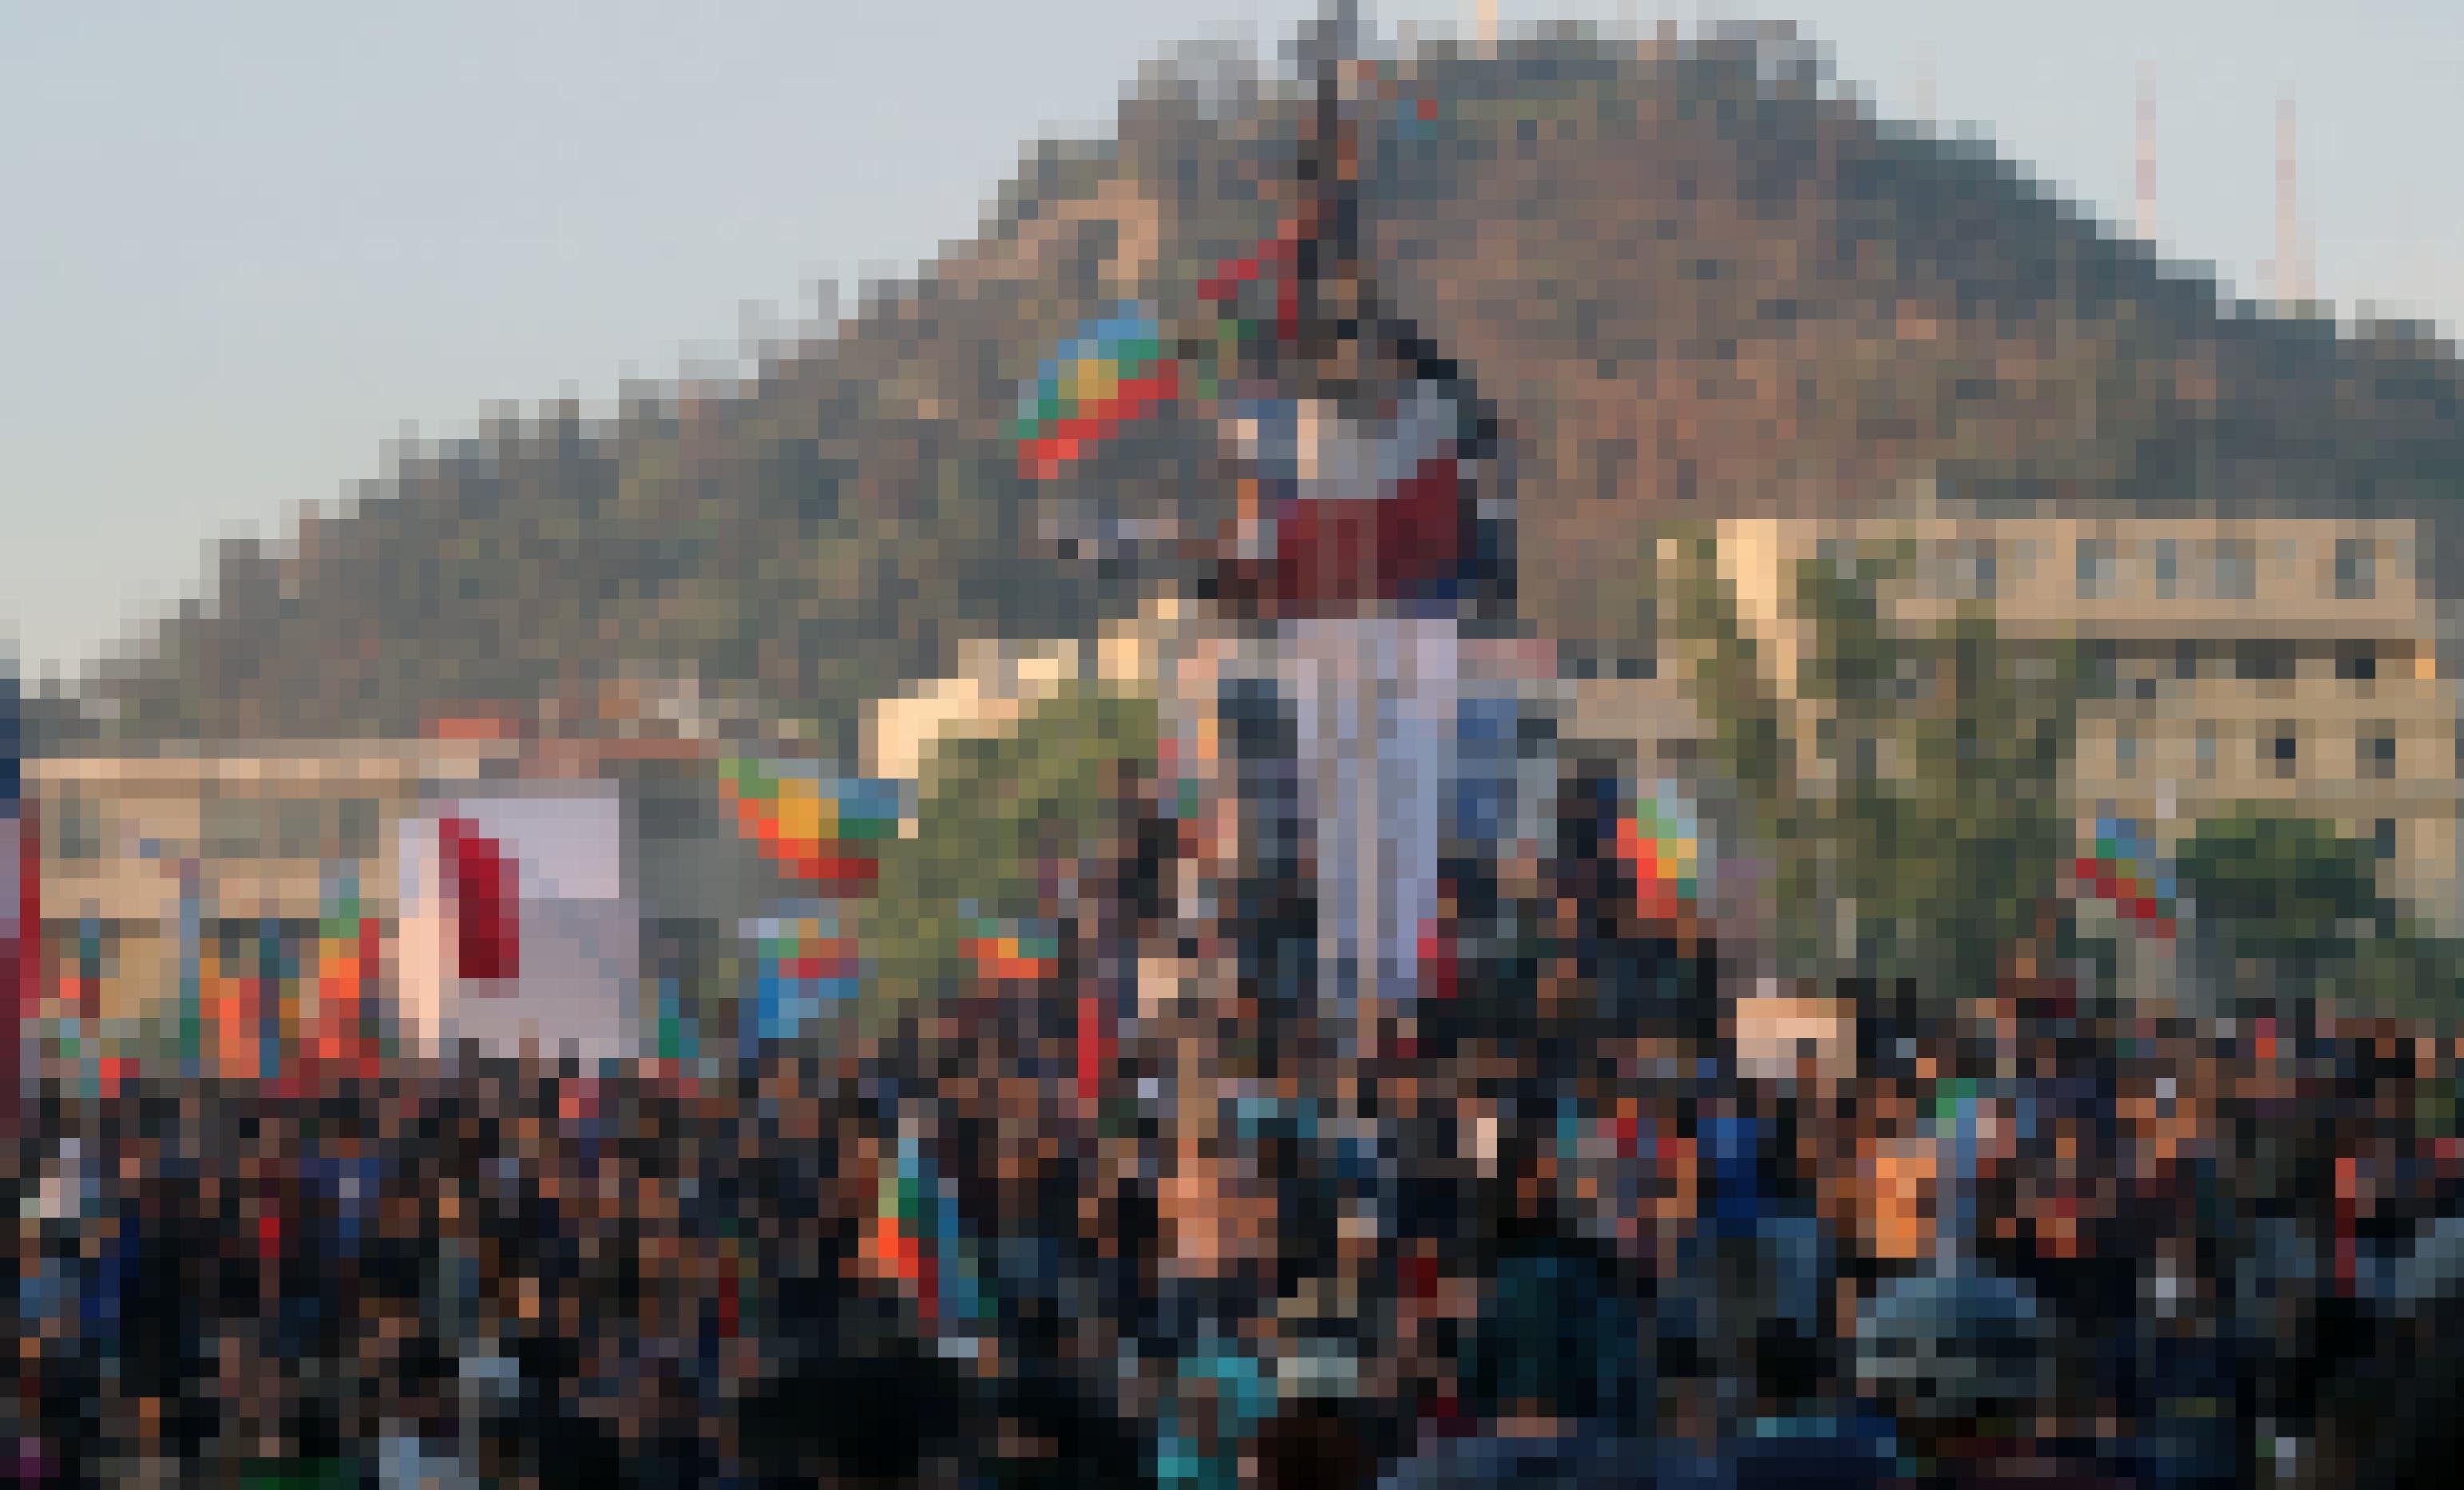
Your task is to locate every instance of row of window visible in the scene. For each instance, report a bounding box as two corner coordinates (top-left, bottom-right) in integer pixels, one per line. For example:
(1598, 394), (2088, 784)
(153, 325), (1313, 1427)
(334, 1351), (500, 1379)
(2072, 537), (2260, 601)
(47, 795), (384, 864)
(2087, 640), (2422, 691)
(1804, 534), (2404, 610)
(2106, 721), (2443, 783)
(1905, 534), (2389, 604)
(2079, 536), (2384, 602)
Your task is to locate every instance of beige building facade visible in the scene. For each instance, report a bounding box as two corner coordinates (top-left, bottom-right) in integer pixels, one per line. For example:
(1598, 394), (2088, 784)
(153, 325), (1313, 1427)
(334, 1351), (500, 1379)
(1715, 509), (2464, 933)
(22, 742), (515, 1051)
(31, 740), (517, 927)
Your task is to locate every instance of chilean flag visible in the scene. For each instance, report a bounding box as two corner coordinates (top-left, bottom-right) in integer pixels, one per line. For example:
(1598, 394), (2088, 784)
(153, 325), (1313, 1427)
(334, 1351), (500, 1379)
(438, 815), (520, 983)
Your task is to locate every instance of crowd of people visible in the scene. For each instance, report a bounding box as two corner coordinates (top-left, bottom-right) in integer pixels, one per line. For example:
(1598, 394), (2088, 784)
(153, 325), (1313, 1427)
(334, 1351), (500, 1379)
(15, 877), (2464, 1487)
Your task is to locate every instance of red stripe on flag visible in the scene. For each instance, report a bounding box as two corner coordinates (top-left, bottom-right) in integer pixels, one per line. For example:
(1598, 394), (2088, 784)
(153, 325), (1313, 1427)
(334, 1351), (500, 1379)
(800, 855), (877, 893)
(1016, 363), (1182, 479)
(441, 816), (521, 983)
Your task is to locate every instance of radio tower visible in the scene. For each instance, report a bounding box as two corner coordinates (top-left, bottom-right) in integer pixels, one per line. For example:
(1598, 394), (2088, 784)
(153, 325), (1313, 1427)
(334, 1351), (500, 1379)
(2273, 91), (2311, 307)
(2135, 64), (2157, 245)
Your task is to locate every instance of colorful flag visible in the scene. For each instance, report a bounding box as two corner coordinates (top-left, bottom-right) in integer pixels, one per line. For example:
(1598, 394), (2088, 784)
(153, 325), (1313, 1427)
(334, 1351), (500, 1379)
(959, 915), (1060, 985)
(1012, 305), (1181, 480)
(1618, 782), (1709, 924)
(2072, 814), (2177, 938)
(716, 759), (905, 892)
(866, 1131), (981, 1334)
(742, 908), (862, 1041)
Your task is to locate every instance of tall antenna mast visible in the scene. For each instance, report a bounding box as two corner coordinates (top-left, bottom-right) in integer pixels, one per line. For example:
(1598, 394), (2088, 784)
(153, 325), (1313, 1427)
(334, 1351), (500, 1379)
(2273, 90), (2310, 306)
(2134, 63), (2157, 245)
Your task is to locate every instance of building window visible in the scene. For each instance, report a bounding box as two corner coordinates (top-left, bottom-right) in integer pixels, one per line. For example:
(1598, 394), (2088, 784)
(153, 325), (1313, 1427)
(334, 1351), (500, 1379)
(2239, 641), (2295, 683)
(2363, 728), (2398, 782)
(339, 798), (381, 861)
(2195, 723), (2218, 780)
(276, 798), (323, 861)
(52, 792), (104, 862)
(2175, 641), (2200, 682)
(2271, 724), (2300, 780)
(2084, 641), (2120, 698)
(2374, 818), (2399, 862)
(2076, 537), (2115, 600)
(2115, 724), (2140, 779)
(204, 795), (267, 862)
(2216, 540), (2256, 601)
(2335, 537), (2376, 600)
(1943, 539), (1998, 602)
(2153, 538), (2178, 599)
(2336, 645), (2379, 684)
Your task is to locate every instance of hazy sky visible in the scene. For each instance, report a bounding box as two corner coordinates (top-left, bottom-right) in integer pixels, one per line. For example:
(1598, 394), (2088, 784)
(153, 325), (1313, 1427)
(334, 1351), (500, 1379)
(6, 1), (2458, 681)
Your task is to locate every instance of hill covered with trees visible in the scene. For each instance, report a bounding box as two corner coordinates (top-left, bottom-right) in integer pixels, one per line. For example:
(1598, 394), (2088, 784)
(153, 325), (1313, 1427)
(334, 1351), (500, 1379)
(65, 21), (2464, 754)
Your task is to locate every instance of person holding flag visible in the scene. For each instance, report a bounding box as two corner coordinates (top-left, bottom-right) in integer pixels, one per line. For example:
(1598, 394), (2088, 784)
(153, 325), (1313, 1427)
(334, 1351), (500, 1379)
(997, 6), (1553, 1477)
(983, 5), (1741, 1474)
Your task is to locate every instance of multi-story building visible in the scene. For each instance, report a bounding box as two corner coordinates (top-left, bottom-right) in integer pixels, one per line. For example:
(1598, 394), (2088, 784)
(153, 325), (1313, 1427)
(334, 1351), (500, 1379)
(20, 722), (893, 1079)
(23, 736), (661, 1072)
(1716, 509), (2464, 935)
(33, 739), (510, 925)
(27, 742), (495, 1074)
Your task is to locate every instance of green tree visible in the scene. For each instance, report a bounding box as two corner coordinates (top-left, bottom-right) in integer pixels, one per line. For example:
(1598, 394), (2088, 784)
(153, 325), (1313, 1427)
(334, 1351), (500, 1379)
(2177, 809), (2459, 1011)
(1654, 526), (2079, 1001)
(1652, 524), (1792, 834)
(1784, 543), (2080, 997)
(865, 680), (1162, 1024)
(2176, 812), (2383, 967)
